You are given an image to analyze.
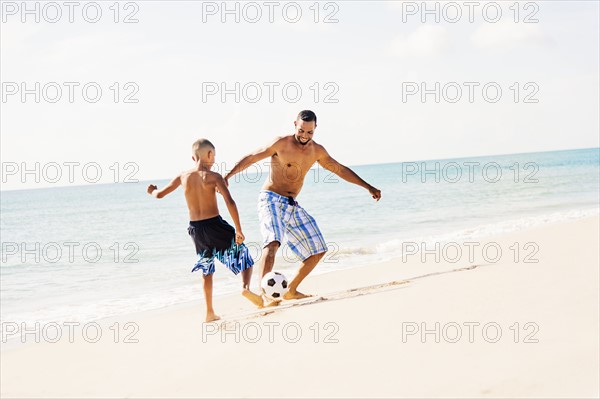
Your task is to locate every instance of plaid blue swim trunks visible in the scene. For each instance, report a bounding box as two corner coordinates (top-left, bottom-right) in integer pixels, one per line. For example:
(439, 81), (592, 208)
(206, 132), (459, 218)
(258, 190), (328, 261)
(188, 216), (254, 276)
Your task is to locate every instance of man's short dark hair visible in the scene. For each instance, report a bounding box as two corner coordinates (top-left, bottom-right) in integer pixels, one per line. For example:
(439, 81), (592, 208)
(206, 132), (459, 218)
(297, 110), (317, 124)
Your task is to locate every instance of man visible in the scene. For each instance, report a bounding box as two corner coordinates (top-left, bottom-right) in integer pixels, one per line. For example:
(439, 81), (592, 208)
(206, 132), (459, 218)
(225, 110), (381, 302)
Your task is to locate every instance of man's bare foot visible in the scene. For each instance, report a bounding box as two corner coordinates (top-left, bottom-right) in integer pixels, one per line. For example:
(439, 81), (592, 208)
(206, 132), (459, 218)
(242, 289), (264, 308)
(205, 313), (221, 323)
(283, 290), (313, 300)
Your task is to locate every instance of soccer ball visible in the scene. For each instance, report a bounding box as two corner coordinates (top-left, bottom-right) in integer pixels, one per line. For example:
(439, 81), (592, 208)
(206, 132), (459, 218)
(261, 271), (288, 299)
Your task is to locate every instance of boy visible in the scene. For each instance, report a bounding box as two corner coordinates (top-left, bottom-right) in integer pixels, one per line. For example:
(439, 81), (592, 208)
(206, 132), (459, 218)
(147, 139), (264, 322)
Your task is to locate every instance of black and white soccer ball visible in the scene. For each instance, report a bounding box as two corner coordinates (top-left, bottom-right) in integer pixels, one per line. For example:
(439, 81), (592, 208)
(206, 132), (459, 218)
(261, 271), (288, 299)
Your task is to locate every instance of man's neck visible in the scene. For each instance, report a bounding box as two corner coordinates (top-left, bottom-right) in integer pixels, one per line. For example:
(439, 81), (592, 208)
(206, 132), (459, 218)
(292, 135), (312, 149)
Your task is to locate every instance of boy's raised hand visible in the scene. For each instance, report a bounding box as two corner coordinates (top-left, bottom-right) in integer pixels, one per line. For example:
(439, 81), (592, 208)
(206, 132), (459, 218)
(147, 176), (181, 199)
(368, 185), (382, 201)
(235, 231), (245, 245)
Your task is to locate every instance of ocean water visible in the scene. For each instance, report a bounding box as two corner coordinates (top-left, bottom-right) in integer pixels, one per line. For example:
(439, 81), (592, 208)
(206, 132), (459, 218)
(1, 148), (598, 326)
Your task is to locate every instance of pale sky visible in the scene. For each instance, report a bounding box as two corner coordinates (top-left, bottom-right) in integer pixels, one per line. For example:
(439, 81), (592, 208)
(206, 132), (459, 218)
(1, 1), (599, 190)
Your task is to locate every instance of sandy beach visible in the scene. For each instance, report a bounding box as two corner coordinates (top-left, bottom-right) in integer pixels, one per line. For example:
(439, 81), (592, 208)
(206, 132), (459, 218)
(3, 0), (599, 397)
(1, 215), (598, 398)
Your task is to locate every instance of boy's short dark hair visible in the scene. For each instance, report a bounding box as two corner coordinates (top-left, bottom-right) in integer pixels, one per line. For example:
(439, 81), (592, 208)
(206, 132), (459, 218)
(192, 139), (215, 158)
(297, 110), (317, 124)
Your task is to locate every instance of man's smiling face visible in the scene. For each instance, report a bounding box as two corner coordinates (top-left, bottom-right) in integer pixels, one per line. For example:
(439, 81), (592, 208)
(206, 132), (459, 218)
(294, 119), (316, 146)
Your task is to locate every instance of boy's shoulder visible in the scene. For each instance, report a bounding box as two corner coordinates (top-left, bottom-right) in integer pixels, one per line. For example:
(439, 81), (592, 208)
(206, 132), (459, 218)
(203, 170), (222, 180)
(182, 169), (220, 182)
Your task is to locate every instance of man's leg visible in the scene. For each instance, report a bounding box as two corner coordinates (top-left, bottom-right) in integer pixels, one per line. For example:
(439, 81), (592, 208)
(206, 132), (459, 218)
(257, 241), (282, 305)
(259, 241), (281, 278)
(202, 274), (220, 322)
(283, 251), (326, 300)
(282, 204), (328, 300)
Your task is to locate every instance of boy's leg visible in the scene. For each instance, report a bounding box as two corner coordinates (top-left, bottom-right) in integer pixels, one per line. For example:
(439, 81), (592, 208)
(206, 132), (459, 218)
(241, 267), (252, 290)
(213, 239), (266, 309)
(240, 267), (264, 308)
(202, 274), (220, 322)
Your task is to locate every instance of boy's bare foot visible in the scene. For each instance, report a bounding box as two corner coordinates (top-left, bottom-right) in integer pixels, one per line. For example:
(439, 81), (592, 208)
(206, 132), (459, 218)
(205, 313), (221, 323)
(242, 289), (264, 308)
(261, 293), (281, 307)
(283, 290), (312, 300)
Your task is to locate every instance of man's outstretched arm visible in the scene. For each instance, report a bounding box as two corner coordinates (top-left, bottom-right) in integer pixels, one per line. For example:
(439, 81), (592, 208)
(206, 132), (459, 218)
(317, 147), (382, 201)
(224, 139), (279, 183)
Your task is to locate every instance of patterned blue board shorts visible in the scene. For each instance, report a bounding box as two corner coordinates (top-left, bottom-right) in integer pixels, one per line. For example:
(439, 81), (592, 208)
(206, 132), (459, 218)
(188, 216), (254, 276)
(258, 190), (328, 261)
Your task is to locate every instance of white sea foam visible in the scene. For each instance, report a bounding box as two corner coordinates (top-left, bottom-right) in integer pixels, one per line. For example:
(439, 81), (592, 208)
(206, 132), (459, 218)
(328, 207), (600, 266)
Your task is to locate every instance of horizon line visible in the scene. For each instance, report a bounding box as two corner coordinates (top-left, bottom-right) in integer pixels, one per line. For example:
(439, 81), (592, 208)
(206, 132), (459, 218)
(1, 146), (598, 193)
